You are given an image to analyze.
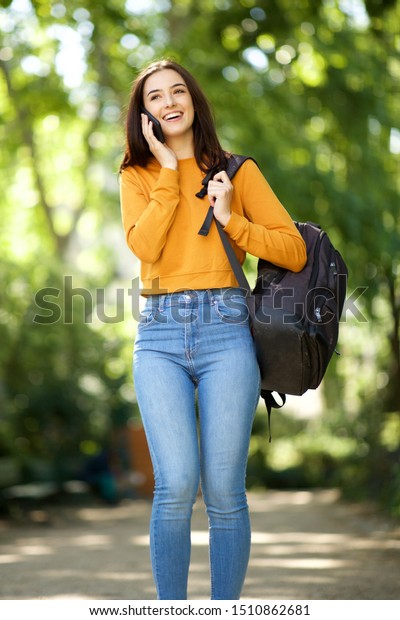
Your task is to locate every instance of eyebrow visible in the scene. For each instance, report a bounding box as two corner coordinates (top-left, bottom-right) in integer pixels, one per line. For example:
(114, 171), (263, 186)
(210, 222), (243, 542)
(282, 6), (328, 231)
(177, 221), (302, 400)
(146, 82), (187, 97)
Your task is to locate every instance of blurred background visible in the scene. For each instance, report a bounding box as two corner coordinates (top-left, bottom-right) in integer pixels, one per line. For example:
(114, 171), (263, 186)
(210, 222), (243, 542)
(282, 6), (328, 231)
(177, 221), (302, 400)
(0, 0), (399, 521)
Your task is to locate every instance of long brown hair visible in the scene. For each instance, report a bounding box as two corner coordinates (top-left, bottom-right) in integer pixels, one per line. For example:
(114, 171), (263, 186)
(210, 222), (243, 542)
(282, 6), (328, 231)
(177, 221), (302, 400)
(119, 59), (228, 174)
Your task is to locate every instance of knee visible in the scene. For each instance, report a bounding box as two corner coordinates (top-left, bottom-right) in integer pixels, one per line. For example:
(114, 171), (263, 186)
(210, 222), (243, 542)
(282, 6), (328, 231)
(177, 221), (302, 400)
(156, 470), (199, 506)
(202, 481), (247, 515)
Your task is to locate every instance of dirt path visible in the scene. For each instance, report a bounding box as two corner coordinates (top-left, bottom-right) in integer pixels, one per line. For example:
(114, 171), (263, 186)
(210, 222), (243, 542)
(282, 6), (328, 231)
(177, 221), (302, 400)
(0, 489), (399, 600)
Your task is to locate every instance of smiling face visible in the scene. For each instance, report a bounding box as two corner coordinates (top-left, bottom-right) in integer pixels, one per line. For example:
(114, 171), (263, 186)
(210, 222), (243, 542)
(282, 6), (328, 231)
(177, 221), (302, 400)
(142, 69), (195, 143)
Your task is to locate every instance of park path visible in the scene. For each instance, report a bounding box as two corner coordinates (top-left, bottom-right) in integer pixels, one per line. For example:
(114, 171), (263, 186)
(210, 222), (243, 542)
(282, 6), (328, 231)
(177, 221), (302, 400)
(0, 489), (399, 600)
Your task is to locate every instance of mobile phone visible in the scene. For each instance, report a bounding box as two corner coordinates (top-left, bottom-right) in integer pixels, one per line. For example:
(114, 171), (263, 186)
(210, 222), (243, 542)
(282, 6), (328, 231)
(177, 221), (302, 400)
(140, 106), (165, 143)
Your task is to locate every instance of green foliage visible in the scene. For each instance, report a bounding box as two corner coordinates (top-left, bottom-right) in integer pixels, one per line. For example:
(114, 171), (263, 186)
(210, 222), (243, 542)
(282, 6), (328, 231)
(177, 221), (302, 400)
(249, 403), (400, 517)
(248, 407), (358, 489)
(0, 0), (399, 515)
(0, 257), (138, 484)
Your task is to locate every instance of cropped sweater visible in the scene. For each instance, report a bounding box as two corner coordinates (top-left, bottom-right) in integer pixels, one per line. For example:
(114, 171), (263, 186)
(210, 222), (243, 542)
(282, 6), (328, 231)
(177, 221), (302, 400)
(120, 157), (306, 294)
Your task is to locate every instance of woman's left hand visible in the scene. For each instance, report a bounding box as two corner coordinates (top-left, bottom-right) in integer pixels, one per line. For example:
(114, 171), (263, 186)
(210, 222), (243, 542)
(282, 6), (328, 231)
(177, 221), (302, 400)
(207, 171), (233, 227)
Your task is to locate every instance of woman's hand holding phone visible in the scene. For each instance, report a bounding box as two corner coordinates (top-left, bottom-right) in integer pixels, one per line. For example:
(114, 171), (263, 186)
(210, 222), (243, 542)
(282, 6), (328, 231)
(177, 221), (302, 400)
(141, 109), (178, 170)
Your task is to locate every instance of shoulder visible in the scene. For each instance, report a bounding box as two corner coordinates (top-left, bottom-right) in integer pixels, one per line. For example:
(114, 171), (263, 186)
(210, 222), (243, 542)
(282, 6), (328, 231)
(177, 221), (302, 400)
(119, 166), (140, 190)
(120, 159), (160, 185)
(228, 155), (262, 184)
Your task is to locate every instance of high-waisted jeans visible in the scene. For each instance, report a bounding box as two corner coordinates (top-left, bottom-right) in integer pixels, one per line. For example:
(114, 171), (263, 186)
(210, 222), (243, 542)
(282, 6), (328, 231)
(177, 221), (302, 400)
(133, 288), (260, 600)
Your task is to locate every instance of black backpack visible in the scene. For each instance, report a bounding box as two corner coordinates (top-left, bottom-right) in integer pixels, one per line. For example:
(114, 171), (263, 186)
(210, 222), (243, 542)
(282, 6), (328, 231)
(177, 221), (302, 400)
(197, 155), (348, 439)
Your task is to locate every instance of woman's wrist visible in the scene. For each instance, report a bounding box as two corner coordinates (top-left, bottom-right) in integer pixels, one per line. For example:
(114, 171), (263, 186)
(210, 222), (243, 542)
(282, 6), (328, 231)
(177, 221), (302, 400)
(162, 163), (178, 171)
(216, 211), (231, 227)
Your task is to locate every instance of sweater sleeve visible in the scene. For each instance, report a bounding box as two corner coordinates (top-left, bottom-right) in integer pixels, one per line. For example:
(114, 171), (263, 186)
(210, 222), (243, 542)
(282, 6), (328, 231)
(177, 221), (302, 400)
(223, 160), (307, 272)
(120, 166), (180, 263)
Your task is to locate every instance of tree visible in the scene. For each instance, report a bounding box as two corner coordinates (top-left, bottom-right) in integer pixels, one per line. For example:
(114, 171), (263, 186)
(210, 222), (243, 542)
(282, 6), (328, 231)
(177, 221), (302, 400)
(1, 0), (399, 509)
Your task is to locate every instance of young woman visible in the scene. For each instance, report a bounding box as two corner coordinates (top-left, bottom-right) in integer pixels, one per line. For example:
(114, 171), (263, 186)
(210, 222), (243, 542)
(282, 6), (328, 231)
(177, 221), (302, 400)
(120, 59), (306, 600)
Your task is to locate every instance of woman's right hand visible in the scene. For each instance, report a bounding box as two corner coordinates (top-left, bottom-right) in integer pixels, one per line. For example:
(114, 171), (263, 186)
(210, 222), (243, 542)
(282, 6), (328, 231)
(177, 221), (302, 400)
(141, 114), (178, 170)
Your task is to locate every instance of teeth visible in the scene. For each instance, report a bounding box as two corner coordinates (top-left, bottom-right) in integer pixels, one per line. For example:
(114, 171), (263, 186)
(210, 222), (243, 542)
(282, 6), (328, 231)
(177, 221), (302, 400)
(164, 112), (182, 120)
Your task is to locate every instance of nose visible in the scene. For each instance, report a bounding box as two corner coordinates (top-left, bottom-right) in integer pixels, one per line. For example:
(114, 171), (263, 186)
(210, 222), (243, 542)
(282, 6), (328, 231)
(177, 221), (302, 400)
(164, 91), (176, 107)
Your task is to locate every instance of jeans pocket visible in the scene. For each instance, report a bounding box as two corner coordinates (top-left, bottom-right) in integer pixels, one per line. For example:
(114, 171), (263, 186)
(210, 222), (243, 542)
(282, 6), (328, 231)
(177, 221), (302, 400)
(214, 294), (249, 324)
(138, 303), (159, 327)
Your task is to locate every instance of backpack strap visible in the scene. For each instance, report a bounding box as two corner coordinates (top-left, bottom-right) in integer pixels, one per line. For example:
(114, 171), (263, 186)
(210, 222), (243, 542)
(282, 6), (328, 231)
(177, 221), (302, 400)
(197, 205), (215, 237)
(260, 390), (286, 443)
(195, 169), (215, 200)
(197, 155), (256, 237)
(196, 154), (285, 441)
(215, 219), (251, 292)
(216, 224), (287, 441)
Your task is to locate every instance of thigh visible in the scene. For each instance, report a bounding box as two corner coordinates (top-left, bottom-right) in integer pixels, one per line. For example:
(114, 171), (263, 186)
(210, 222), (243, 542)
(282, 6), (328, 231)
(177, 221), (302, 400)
(134, 338), (199, 486)
(196, 321), (260, 498)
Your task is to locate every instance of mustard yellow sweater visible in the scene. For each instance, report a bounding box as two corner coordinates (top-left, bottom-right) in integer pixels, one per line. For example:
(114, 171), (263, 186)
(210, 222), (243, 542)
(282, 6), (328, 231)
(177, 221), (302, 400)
(120, 157), (306, 293)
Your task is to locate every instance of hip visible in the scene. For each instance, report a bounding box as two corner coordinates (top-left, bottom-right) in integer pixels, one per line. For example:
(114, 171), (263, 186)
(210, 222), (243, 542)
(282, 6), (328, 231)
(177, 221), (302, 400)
(134, 287), (255, 354)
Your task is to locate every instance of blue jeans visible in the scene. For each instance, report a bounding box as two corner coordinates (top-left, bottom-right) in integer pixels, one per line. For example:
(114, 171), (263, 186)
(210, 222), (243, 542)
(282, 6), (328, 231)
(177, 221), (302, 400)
(133, 288), (260, 600)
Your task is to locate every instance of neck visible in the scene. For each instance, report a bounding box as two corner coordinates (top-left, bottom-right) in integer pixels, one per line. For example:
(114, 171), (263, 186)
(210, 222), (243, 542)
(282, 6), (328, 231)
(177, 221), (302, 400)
(166, 132), (195, 160)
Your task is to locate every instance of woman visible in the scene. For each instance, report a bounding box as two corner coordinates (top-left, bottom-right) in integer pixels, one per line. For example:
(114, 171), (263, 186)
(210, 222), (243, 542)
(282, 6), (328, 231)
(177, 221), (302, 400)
(120, 59), (306, 600)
